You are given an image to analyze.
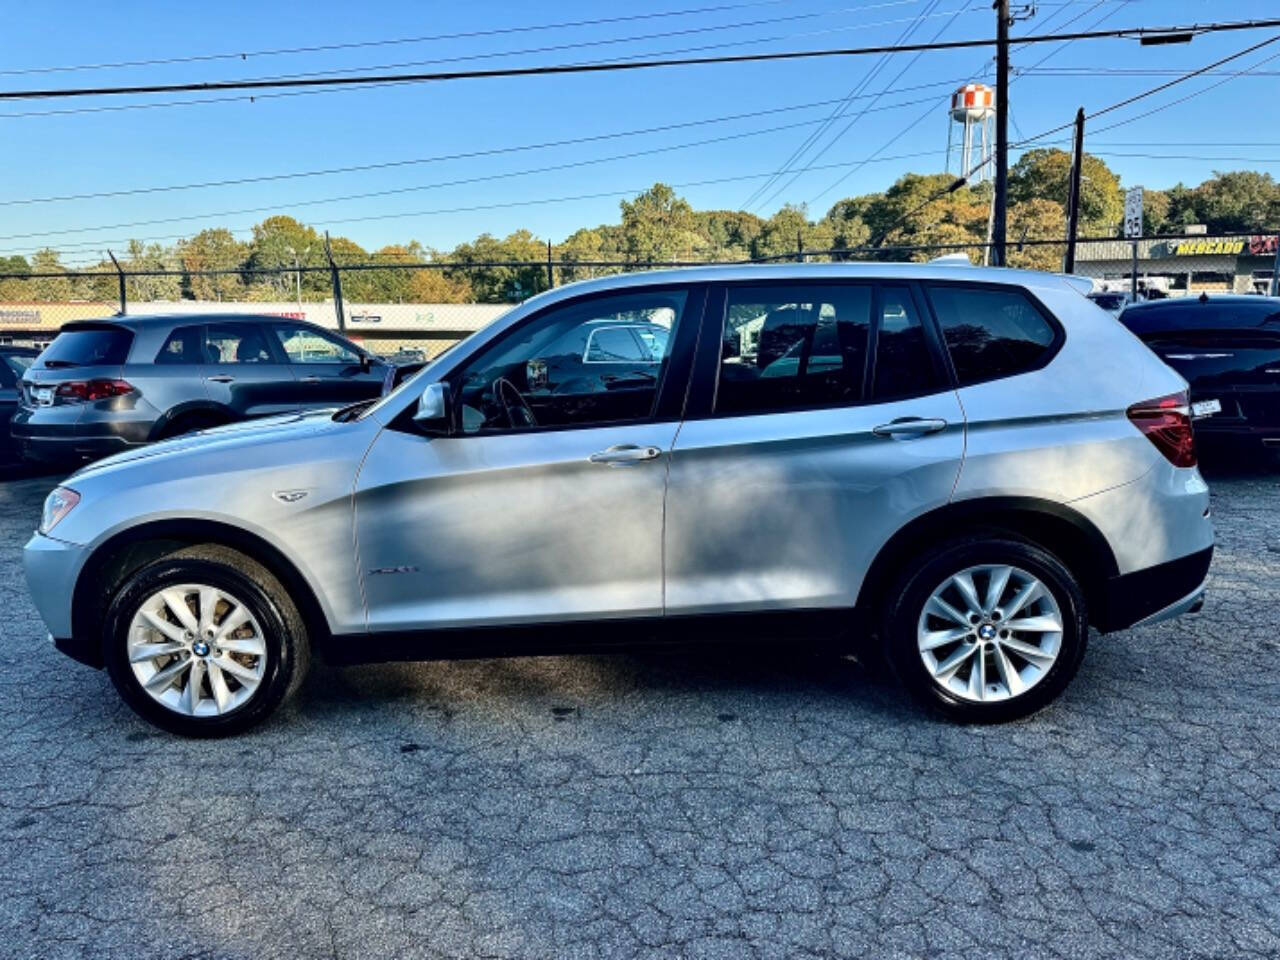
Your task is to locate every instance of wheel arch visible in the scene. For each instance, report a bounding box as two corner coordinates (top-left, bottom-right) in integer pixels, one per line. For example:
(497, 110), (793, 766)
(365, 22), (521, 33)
(147, 402), (235, 442)
(857, 496), (1118, 627)
(72, 518), (331, 666)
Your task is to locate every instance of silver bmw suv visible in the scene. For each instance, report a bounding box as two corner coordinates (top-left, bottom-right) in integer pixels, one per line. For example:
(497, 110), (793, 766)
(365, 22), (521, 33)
(24, 264), (1213, 736)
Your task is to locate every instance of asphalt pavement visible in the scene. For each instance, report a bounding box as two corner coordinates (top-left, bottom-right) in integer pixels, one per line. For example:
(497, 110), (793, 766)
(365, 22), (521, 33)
(1, 459), (1278, 959)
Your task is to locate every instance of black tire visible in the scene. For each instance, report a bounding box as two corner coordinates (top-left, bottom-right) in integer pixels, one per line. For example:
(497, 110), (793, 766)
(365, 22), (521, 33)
(103, 545), (310, 737)
(881, 535), (1088, 724)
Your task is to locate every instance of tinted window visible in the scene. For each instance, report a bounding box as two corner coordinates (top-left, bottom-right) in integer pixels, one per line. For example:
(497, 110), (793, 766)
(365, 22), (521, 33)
(39, 326), (132, 367)
(585, 327), (647, 363)
(155, 326), (203, 365)
(873, 286), (940, 401)
(455, 291), (685, 433)
(206, 324), (274, 364)
(1, 353), (32, 382)
(717, 284), (871, 414)
(928, 285), (1056, 385)
(273, 324), (360, 364)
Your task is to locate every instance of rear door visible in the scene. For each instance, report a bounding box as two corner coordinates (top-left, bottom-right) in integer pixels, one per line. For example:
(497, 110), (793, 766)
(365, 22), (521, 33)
(269, 322), (384, 410)
(201, 322), (299, 418)
(664, 281), (964, 615)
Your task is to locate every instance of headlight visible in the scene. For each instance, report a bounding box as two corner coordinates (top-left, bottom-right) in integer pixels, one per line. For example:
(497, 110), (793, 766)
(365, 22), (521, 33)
(40, 487), (80, 535)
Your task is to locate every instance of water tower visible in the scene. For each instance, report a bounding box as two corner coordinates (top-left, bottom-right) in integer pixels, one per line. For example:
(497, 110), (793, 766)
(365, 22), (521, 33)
(946, 83), (996, 182)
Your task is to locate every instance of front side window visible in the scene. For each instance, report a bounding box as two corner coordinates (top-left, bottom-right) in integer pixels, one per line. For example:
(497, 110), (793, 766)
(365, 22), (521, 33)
(155, 326), (203, 365)
(273, 324), (360, 364)
(927, 285), (1056, 385)
(206, 324), (274, 365)
(454, 290), (685, 433)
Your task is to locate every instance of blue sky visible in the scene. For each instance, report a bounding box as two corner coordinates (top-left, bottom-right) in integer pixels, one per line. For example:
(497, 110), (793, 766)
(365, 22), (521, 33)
(1, 0), (1276, 264)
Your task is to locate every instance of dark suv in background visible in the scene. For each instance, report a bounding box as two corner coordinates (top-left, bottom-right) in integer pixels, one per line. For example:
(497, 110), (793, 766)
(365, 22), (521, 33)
(1118, 294), (1280, 449)
(12, 314), (390, 464)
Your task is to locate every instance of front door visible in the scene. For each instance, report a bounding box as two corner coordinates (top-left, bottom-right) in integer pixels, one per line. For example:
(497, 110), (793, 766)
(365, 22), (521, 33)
(665, 281), (965, 615)
(353, 286), (702, 633)
(269, 322), (385, 410)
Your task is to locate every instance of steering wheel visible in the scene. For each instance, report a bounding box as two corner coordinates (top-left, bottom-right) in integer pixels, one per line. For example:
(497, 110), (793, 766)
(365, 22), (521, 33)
(493, 377), (538, 428)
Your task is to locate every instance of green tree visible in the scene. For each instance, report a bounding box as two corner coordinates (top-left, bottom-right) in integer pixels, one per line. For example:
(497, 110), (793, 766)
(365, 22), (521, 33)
(28, 249), (73, 301)
(1009, 149), (1122, 234)
(1190, 171), (1280, 231)
(823, 195), (874, 255)
(450, 230), (547, 302)
(122, 239), (182, 303)
(179, 228), (247, 301)
(862, 173), (988, 257)
(556, 226), (626, 283)
(750, 204), (835, 261)
(620, 183), (704, 262)
(694, 210), (764, 261)
(1008, 199), (1067, 271)
(0, 255), (31, 301)
(246, 216), (327, 300)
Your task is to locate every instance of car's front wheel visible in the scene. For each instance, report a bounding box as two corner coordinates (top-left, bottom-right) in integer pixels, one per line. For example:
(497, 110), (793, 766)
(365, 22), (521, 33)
(882, 536), (1088, 723)
(103, 545), (310, 737)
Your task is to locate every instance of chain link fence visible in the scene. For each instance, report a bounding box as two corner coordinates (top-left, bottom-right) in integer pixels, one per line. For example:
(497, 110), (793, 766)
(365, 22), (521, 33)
(3, 232), (1277, 354)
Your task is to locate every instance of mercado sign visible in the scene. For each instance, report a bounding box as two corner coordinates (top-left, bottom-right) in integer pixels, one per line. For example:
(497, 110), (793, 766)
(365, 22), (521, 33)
(1155, 235), (1280, 258)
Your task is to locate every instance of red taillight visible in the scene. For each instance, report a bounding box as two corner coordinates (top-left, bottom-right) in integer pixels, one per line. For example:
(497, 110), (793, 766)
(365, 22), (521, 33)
(1127, 390), (1197, 467)
(54, 379), (135, 403)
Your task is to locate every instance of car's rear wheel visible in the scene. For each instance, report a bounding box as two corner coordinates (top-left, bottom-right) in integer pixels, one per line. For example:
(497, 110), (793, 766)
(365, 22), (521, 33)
(882, 536), (1088, 723)
(103, 545), (309, 737)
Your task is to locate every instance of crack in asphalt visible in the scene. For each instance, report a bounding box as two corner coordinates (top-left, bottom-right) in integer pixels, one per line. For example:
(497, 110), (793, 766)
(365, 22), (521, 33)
(1, 467), (1278, 959)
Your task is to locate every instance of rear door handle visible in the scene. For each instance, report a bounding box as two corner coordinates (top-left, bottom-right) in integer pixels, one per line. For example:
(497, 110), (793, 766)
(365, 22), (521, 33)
(207, 375), (235, 384)
(589, 444), (662, 464)
(872, 417), (947, 438)
(299, 376), (322, 383)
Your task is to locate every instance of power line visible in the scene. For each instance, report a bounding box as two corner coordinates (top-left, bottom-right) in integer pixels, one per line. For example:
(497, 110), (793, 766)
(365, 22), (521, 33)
(0, 149), (949, 258)
(0, 82), (973, 206)
(740, 0), (947, 209)
(0, 93), (948, 242)
(4, 18), (1280, 100)
(801, 0), (1129, 206)
(0, 0), (798, 75)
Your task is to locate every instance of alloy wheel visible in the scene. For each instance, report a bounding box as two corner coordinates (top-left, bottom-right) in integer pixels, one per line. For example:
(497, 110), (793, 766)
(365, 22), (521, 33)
(127, 583), (268, 717)
(916, 564), (1064, 703)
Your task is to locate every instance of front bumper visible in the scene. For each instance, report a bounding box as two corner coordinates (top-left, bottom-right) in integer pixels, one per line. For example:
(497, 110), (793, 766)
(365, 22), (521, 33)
(1098, 545), (1213, 633)
(24, 532), (88, 654)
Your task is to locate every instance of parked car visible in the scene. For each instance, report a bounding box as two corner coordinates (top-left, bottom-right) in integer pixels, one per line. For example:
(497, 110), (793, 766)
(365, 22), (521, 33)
(0, 345), (38, 463)
(1118, 293), (1280, 448)
(25, 264), (1213, 736)
(11, 314), (390, 464)
(1087, 290), (1138, 317)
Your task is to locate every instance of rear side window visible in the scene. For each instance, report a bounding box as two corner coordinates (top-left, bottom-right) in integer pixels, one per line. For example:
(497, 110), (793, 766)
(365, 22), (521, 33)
(873, 286), (941, 401)
(716, 284), (872, 415)
(927, 285), (1057, 385)
(39, 326), (133, 367)
(155, 326), (204, 365)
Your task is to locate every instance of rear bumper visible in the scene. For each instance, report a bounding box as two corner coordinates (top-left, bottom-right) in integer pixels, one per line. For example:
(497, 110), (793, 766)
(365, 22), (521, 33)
(14, 433), (137, 464)
(1098, 545), (1212, 633)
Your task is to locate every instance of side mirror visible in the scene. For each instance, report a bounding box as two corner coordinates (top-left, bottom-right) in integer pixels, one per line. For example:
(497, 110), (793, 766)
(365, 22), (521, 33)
(359, 353), (372, 373)
(413, 382), (453, 436)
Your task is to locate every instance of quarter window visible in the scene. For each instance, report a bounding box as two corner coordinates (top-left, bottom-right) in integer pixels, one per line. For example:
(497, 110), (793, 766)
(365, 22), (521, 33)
(716, 284), (872, 415)
(926, 285), (1056, 385)
(454, 291), (685, 433)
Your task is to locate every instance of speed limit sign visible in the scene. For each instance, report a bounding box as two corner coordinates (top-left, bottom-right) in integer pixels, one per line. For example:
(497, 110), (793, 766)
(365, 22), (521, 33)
(1124, 186), (1144, 238)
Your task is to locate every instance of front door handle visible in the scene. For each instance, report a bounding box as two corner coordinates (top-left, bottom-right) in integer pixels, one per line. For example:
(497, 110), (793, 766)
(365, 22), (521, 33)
(299, 375), (322, 383)
(872, 417), (947, 438)
(207, 375), (235, 384)
(588, 444), (662, 464)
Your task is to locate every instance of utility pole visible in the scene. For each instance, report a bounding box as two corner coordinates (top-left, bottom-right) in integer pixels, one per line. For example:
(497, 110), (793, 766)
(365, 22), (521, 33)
(1063, 108), (1085, 273)
(991, 0), (1011, 267)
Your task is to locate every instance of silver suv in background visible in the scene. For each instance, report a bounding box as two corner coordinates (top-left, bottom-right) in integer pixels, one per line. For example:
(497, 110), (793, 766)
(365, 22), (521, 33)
(12, 314), (389, 463)
(24, 264), (1213, 735)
